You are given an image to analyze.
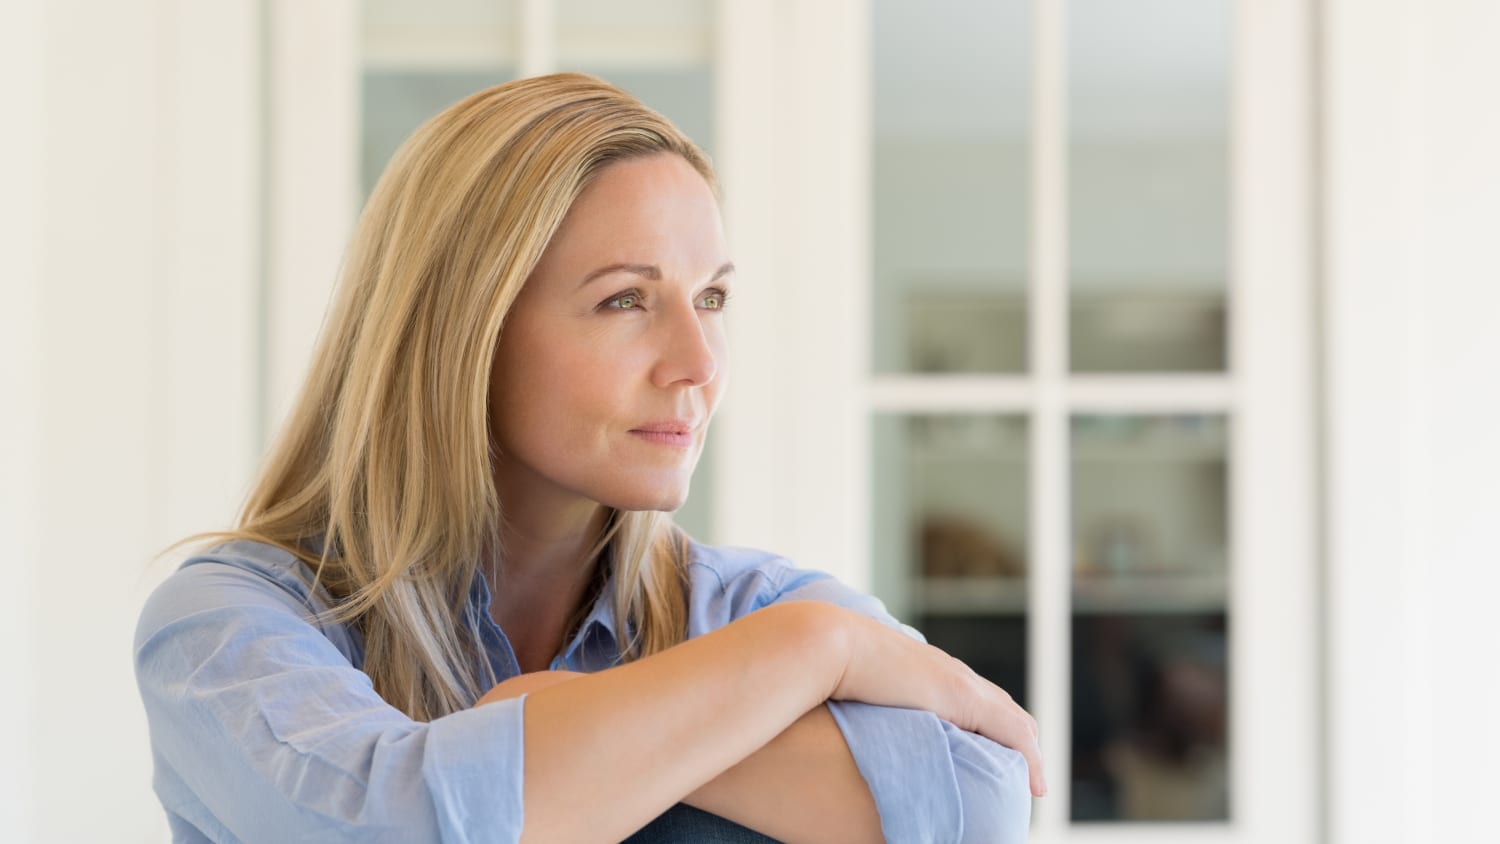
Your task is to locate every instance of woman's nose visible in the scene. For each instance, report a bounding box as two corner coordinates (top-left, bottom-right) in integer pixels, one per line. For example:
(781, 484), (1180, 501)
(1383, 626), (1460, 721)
(651, 302), (720, 388)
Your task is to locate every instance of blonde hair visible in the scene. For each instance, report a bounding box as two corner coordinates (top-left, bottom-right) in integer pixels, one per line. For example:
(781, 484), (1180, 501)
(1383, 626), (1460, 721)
(188, 73), (715, 721)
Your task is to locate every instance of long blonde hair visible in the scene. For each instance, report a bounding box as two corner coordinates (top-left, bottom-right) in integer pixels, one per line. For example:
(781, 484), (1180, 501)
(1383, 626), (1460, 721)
(192, 73), (713, 721)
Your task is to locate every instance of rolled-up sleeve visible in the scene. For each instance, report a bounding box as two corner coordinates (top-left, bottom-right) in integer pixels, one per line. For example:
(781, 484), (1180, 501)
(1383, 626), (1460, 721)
(764, 565), (1033, 844)
(134, 560), (527, 843)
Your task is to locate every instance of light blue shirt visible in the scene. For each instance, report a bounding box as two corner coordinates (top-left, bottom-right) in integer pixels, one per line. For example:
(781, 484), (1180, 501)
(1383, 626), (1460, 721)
(134, 538), (1032, 843)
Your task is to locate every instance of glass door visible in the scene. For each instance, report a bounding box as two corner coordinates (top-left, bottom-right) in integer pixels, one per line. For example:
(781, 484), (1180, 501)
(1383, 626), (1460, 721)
(866, 0), (1314, 838)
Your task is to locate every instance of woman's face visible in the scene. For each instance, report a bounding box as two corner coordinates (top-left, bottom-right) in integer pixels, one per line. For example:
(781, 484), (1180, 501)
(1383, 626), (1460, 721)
(488, 152), (732, 515)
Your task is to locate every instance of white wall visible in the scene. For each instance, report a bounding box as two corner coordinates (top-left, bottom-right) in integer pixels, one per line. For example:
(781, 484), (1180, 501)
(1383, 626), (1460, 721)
(1324, 1), (1500, 842)
(3, 2), (262, 841)
(713, 0), (871, 588)
(1, 1), (46, 839)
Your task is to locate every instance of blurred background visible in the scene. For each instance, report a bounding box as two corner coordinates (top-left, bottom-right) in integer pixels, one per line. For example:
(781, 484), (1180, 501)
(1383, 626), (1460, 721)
(3, 1), (1496, 842)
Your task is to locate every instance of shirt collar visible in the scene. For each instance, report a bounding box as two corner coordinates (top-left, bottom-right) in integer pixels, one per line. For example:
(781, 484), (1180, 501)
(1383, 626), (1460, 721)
(576, 569), (619, 639)
(569, 564), (632, 659)
(467, 561), (628, 661)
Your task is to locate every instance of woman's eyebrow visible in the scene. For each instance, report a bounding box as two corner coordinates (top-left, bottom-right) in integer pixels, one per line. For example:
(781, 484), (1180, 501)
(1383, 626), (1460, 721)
(577, 261), (735, 290)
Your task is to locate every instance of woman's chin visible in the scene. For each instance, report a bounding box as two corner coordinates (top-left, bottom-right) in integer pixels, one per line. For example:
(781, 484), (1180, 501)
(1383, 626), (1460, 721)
(600, 483), (690, 514)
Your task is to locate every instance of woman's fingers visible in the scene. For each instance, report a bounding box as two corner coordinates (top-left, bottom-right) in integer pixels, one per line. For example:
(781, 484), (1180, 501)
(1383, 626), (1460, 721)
(1014, 716), (1050, 797)
(978, 683), (1050, 797)
(827, 606), (1047, 795)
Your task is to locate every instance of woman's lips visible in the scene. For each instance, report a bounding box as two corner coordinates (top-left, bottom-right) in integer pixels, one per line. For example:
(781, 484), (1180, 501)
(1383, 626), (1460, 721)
(629, 429), (693, 448)
(630, 418), (698, 448)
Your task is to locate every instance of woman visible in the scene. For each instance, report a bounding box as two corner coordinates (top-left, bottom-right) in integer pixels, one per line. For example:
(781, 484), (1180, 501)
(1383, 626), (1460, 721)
(134, 72), (1043, 843)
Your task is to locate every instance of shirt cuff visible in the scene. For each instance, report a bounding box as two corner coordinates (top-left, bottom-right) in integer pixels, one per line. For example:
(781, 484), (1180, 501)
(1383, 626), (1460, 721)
(826, 699), (962, 844)
(421, 695), (529, 844)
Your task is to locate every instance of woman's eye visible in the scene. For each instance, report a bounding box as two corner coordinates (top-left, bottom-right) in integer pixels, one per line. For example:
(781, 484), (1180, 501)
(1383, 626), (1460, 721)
(698, 288), (732, 311)
(605, 291), (643, 310)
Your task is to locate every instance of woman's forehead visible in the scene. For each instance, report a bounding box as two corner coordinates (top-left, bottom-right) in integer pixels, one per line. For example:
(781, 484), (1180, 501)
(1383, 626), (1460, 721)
(534, 155), (729, 285)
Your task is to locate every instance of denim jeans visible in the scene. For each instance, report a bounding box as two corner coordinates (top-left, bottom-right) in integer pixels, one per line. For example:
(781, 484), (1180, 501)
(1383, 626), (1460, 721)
(622, 802), (783, 844)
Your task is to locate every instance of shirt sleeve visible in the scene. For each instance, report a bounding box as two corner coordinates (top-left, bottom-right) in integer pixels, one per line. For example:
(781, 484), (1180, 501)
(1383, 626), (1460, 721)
(760, 563), (1033, 844)
(133, 558), (527, 844)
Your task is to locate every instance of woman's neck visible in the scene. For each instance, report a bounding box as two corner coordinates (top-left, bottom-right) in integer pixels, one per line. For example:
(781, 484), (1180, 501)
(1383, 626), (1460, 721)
(486, 498), (612, 670)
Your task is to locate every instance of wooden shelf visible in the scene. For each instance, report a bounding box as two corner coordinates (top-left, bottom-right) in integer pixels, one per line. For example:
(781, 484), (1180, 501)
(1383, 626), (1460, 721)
(916, 576), (1030, 615)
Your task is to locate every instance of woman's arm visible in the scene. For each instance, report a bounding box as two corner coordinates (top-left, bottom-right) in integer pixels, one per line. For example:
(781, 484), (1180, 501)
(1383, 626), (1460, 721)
(514, 601), (845, 843)
(482, 594), (1038, 844)
(482, 675), (879, 844)
(485, 673), (877, 843)
(748, 561), (1039, 843)
(684, 704), (882, 844)
(678, 637), (1034, 844)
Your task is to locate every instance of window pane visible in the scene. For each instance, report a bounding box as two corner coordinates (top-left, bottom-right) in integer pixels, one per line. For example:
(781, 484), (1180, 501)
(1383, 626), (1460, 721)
(557, 0), (716, 156)
(872, 0), (1031, 374)
(362, 70), (517, 199)
(873, 414), (1030, 704)
(1070, 414), (1230, 821)
(359, 0), (520, 199)
(1068, 0), (1230, 372)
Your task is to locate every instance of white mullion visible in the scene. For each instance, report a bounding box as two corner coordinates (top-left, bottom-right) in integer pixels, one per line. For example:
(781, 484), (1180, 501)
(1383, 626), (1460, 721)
(519, 0), (555, 77)
(870, 375), (1035, 412)
(869, 374), (1232, 415)
(1029, 0), (1071, 836)
(1066, 375), (1234, 412)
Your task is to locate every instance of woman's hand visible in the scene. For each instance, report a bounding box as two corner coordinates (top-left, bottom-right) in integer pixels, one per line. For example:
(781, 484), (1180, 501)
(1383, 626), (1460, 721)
(811, 602), (1047, 798)
(475, 670), (589, 707)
